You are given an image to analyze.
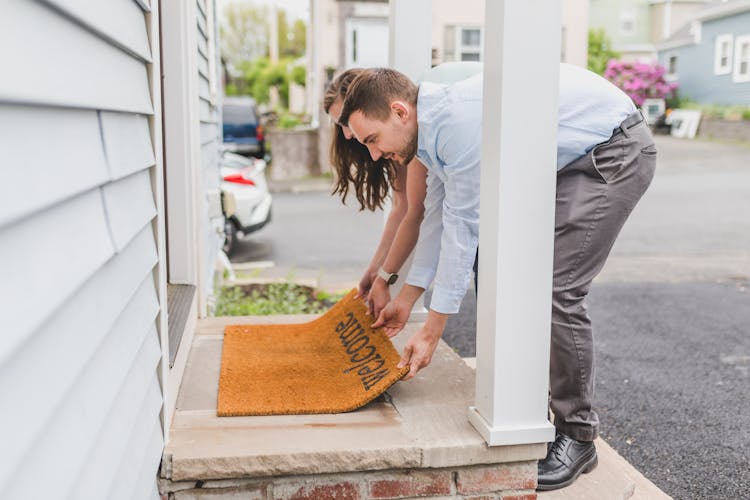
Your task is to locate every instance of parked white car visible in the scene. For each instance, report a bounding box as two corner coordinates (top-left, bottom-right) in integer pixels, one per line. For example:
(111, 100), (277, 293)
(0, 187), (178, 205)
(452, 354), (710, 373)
(220, 150), (272, 255)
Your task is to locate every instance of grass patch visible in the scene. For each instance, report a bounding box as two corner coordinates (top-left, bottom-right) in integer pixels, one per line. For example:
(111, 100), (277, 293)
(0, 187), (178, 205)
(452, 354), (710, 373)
(215, 281), (346, 316)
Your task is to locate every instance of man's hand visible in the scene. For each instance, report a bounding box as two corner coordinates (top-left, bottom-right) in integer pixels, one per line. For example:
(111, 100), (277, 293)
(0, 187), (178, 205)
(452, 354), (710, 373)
(367, 278), (391, 318)
(398, 315), (446, 380)
(371, 299), (410, 338)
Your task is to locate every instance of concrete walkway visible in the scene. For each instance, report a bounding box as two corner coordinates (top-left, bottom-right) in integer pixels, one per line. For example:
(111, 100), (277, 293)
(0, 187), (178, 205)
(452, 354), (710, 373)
(268, 175), (333, 194)
(462, 357), (671, 500)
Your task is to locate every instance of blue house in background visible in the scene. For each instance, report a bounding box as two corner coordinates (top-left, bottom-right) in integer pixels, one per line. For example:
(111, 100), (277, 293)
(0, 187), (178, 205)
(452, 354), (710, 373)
(657, 0), (750, 105)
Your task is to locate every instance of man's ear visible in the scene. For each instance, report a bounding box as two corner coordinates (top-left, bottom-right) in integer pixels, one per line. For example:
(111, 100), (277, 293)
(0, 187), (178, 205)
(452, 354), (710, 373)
(391, 101), (411, 122)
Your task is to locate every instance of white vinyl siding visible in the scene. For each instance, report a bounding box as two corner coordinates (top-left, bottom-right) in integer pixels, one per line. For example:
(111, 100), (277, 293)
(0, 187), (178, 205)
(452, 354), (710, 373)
(733, 34), (750, 82)
(714, 34), (733, 75)
(196, 0), (223, 311)
(0, 1), (163, 499)
(0, 0), (151, 113)
(162, 0), (222, 317)
(0, 106), (109, 227)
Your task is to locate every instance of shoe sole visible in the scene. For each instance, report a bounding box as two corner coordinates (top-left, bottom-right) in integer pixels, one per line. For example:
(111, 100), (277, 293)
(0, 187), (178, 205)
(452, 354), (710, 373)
(536, 454), (599, 491)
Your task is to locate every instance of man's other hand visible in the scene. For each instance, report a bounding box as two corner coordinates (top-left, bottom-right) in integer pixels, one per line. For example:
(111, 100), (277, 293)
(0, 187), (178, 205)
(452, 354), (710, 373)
(371, 299), (410, 338)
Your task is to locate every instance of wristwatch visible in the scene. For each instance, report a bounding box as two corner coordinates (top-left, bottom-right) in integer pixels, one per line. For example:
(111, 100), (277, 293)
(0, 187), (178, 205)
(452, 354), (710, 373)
(377, 268), (399, 286)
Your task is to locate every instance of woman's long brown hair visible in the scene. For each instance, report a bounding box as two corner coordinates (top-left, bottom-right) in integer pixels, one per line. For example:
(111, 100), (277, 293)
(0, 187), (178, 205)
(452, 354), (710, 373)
(323, 69), (397, 211)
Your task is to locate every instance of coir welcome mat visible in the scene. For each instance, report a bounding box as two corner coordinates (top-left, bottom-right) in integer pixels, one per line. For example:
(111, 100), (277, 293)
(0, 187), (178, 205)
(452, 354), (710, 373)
(217, 289), (409, 416)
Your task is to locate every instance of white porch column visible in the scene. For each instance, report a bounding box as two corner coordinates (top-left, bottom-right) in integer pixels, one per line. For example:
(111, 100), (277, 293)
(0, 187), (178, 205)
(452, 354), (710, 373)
(387, 0), (431, 319)
(307, 0), (320, 127)
(468, 0), (560, 446)
(388, 0), (432, 80)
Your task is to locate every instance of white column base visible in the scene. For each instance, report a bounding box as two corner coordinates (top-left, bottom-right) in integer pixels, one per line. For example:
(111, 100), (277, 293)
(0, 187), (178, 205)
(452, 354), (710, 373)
(468, 407), (555, 446)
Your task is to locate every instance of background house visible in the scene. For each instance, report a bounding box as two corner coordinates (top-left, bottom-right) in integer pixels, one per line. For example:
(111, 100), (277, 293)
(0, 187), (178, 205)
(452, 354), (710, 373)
(0, 0), (223, 497)
(657, 0), (750, 104)
(589, 0), (712, 61)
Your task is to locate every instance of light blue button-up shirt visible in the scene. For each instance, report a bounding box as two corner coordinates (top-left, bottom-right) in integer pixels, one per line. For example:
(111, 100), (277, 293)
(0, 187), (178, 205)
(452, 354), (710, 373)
(407, 64), (636, 314)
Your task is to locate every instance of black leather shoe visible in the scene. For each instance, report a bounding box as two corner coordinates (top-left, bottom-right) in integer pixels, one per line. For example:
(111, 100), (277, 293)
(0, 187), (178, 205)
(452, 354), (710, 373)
(537, 431), (598, 491)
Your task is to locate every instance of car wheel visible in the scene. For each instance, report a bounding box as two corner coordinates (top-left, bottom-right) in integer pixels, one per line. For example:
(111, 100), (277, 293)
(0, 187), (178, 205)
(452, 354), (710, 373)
(222, 219), (237, 256)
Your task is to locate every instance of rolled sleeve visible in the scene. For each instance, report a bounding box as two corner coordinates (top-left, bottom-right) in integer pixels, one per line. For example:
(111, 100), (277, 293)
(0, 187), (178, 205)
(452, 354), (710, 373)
(412, 76), (482, 315)
(406, 170), (444, 289)
(430, 110), (481, 314)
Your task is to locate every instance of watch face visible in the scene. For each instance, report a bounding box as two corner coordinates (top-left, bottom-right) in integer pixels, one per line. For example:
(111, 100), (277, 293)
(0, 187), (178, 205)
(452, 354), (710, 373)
(387, 274), (398, 285)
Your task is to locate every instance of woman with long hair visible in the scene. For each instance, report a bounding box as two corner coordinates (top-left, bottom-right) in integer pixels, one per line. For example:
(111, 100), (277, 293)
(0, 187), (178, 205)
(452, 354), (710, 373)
(324, 69), (428, 317)
(323, 63), (483, 317)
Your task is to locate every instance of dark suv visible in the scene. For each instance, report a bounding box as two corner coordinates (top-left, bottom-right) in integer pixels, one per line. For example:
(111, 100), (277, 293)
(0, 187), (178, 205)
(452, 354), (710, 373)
(222, 97), (265, 158)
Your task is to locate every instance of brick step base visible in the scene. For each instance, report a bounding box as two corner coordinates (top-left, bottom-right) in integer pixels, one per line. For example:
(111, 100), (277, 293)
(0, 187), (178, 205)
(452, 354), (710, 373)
(161, 461), (537, 500)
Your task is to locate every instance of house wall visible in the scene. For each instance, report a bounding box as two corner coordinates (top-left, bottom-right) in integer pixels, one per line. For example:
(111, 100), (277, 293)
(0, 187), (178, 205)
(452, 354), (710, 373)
(196, 0), (225, 312)
(649, 1), (710, 43)
(0, 0), (162, 499)
(337, 0), (390, 69)
(589, 0), (652, 54)
(430, 0), (587, 67)
(659, 10), (750, 104)
(590, 0), (710, 61)
(431, 0), (485, 64)
(562, 0), (590, 67)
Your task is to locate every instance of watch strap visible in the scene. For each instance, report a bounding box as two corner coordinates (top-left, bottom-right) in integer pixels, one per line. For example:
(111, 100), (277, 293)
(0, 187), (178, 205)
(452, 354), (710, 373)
(377, 268), (399, 285)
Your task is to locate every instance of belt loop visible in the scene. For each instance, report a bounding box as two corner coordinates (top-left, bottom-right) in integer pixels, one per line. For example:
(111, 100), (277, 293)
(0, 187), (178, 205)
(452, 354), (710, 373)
(619, 121), (631, 138)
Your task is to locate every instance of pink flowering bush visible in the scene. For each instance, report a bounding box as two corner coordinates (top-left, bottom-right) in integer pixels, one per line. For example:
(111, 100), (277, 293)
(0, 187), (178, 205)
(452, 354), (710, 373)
(603, 60), (678, 106)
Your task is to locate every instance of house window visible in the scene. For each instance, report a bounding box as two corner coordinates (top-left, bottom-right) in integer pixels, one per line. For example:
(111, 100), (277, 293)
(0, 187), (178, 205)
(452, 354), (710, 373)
(442, 26), (483, 63)
(733, 35), (750, 83)
(458, 27), (482, 61)
(620, 10), (636, 36)
(714, 34), (733, 75)
(667, 55), (678, 79)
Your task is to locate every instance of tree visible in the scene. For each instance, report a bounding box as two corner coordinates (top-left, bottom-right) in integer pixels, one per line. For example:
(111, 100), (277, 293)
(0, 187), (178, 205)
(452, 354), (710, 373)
(237, 57), (305, 109)
(588, 29), (620, 75)
(220, 2), (307, 110)
(277, 10), (306, 58)
(220, 3), (269, 75)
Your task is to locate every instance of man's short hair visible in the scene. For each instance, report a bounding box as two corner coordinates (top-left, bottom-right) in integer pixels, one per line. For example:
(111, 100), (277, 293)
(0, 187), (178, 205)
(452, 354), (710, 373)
(339, 68), (418, 126)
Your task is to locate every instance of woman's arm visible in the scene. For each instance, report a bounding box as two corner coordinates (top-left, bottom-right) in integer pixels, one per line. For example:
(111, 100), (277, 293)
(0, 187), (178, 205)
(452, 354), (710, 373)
(367, 159), (428, 316)
(357, 162), (409, 299)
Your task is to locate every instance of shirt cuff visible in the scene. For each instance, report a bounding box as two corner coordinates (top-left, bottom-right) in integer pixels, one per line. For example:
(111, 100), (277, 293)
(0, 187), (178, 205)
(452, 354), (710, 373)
(428, 285), (466, 315)
(406, 264), (436, 290)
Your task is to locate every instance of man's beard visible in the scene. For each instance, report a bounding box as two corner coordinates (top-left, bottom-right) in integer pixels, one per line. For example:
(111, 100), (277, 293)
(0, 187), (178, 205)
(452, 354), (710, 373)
(396, 133), (418, 166)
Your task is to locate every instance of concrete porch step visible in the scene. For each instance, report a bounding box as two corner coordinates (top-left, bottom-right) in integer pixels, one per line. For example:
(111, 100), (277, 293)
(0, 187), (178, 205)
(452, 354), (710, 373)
(161, 315), (544, 498)
(160, 313), (670, 499)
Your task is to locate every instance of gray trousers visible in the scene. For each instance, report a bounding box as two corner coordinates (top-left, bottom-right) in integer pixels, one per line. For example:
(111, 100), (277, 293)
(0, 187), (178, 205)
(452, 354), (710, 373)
(551, 113), (656, 441)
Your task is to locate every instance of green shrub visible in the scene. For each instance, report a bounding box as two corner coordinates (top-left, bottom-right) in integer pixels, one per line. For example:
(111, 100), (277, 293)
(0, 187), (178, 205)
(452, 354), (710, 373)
(665, 100), (750, 121)
(277, 113), (302, 129)
(233, 57), (305, 110)
(290, 65), (306, 86)
(214, 282), (344, 316)
(588, 29), (621, 75)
